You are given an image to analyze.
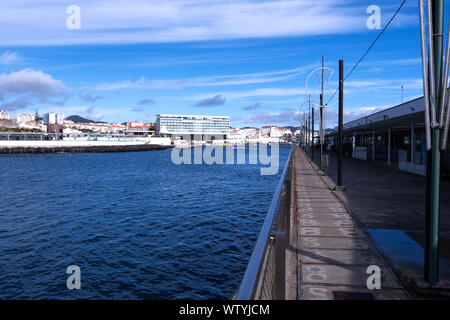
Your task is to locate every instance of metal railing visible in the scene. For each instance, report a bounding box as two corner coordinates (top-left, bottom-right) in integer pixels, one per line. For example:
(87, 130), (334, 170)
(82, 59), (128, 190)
(235, 148), (293, 300)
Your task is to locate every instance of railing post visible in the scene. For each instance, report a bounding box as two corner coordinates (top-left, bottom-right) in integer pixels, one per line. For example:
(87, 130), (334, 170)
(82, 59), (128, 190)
(274, 157), (292, 299)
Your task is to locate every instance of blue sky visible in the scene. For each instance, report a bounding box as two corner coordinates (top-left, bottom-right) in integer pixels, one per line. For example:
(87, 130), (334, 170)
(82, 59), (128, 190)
(0, 0), (448, 128)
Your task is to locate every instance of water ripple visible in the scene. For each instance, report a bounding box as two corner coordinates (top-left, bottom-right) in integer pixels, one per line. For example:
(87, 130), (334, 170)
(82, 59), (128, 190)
(0, 146), (290, 299)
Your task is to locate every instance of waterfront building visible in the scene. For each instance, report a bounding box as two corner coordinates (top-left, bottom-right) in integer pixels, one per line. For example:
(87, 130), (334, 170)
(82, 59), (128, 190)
(123, 121), (155, 136)
(326, 95), (450, 176)
(259, 126), (293, 143)
(0, 110), (11, 120)
(156, 114), (230, 140)
(0, 119), (16, 128)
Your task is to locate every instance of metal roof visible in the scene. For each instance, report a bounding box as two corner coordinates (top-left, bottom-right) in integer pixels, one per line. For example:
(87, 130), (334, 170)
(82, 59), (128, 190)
(330, 96), (426, 134)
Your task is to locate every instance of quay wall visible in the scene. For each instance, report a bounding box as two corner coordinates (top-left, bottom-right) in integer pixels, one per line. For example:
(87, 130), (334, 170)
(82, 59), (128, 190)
(0, 140), (172, 154)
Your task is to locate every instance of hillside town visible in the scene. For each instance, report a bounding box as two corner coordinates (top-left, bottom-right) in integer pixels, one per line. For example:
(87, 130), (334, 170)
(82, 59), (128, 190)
(0, 109), (303, 144)
(0, 110), (155, 136)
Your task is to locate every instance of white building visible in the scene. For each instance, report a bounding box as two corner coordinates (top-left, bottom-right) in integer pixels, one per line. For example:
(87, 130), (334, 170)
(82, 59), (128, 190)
(15, 113), (36, 124)
(260, 126), (272, 137)
(63, 127), (83, 135)
(0, 110), (11, 120)
(43, 112), (64, 125)
(156, 114), (230, 140)
(260, 126), (292, 139)
(19, 121), (46, 131)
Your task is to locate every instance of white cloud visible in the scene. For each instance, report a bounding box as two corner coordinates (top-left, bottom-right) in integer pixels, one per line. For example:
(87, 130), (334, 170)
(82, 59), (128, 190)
(317, 105), (391, 128)
(236, 105), (392, 127)
(186, 87), (309, 102)
(43, 105), (124, 122)
(83, 106), (104, 121)
(89, 65), (313, 91)
(345, 78), (423, 91)
(0, 68), (70, 111)
(0, 51), (22, 64)
(0, 0), (410, 45)
(243, 108), (300, 125)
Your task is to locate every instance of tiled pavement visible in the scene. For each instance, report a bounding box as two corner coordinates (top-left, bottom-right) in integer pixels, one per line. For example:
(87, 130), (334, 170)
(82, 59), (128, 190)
(293, 148), (410, 300)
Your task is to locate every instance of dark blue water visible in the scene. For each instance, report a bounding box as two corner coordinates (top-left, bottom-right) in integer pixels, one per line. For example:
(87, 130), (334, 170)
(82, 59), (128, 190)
(0, 146), (290, 299)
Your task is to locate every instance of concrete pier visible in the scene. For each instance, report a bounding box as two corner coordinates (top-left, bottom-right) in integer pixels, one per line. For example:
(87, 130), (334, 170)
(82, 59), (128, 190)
(0, 139), (172, 154)
(290, 148), (410, 299)
(0, 144), (171, 154)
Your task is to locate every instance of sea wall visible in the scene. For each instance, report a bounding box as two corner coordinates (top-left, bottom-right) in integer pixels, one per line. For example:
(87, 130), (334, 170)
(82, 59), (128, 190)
(0, 140), (172, 154)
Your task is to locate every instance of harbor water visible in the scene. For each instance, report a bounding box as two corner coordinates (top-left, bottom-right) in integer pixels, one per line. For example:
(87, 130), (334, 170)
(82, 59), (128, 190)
(0, 146), (290, 299)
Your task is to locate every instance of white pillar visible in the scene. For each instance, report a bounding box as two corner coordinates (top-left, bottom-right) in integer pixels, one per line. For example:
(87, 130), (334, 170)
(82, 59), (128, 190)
(387, 128), (391, 165)
(411, 123), (415, 163)
(352, 135), (356, 158)
(372, 129), (375, 161)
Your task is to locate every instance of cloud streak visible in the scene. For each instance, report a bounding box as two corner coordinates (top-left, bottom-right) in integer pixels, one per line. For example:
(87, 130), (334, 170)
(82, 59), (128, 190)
(89, 65), (312, 91)
(0, 0), (415, 46)
(243, 103), (263, 111)
(194, 94), (226, 107)
(79, 93), (103, 102)
(0, 51), (22, 65)
(138, 98), (155, 105)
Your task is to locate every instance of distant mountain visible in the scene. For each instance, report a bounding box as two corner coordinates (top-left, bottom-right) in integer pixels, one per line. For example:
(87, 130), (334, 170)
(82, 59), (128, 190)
(282, 126), (299, 132)
(66, 115), (106, 124)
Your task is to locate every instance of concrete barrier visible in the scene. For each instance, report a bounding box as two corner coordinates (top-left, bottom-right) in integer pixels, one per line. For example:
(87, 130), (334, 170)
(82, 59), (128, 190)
(353, 147), (368, 161)
(0, 140), (172, 154)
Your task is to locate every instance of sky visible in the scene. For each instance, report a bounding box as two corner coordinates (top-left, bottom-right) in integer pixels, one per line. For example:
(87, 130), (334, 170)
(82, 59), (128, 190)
(0, 0), (448, 128)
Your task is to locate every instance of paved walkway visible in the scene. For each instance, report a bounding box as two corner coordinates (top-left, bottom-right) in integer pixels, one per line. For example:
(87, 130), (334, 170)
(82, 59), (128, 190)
(293, 148), (409, 299)
(307, 148), (450, 294)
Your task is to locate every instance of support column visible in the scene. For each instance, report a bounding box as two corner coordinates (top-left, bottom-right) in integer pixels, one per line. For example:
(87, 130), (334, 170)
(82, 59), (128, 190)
(307, 109), (311, 155)
(387, 128), (391, 166)
(319, 94), (323, 169)
(352, 135), (356, 158)
(311, 108), (314, 160)
(337, 59), (344, 188)
(411, 123), (415, 163)
(372, 129), (376, 161)
(425, 0), (443, 285)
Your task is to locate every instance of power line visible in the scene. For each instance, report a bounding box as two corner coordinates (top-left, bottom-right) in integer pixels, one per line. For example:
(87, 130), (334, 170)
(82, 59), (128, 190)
(325, 0), (408, 105)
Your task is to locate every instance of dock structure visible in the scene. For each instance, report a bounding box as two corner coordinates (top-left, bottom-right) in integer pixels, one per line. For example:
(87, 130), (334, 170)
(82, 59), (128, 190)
(0, 136), (173, 154)
(0, 144), (171, 154)
(291, 148), (409, 300)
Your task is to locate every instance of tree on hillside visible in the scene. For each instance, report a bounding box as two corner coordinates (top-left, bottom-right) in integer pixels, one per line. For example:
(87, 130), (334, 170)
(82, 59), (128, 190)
(35, 110), (42, 121)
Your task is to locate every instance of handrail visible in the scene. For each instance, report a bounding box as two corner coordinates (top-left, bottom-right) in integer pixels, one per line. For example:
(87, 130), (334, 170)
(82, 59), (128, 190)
(235, 147), (292, 300)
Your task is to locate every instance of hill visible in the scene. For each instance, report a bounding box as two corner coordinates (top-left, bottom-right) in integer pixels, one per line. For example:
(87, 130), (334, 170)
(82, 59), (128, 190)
(66, 115), (106, 124)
